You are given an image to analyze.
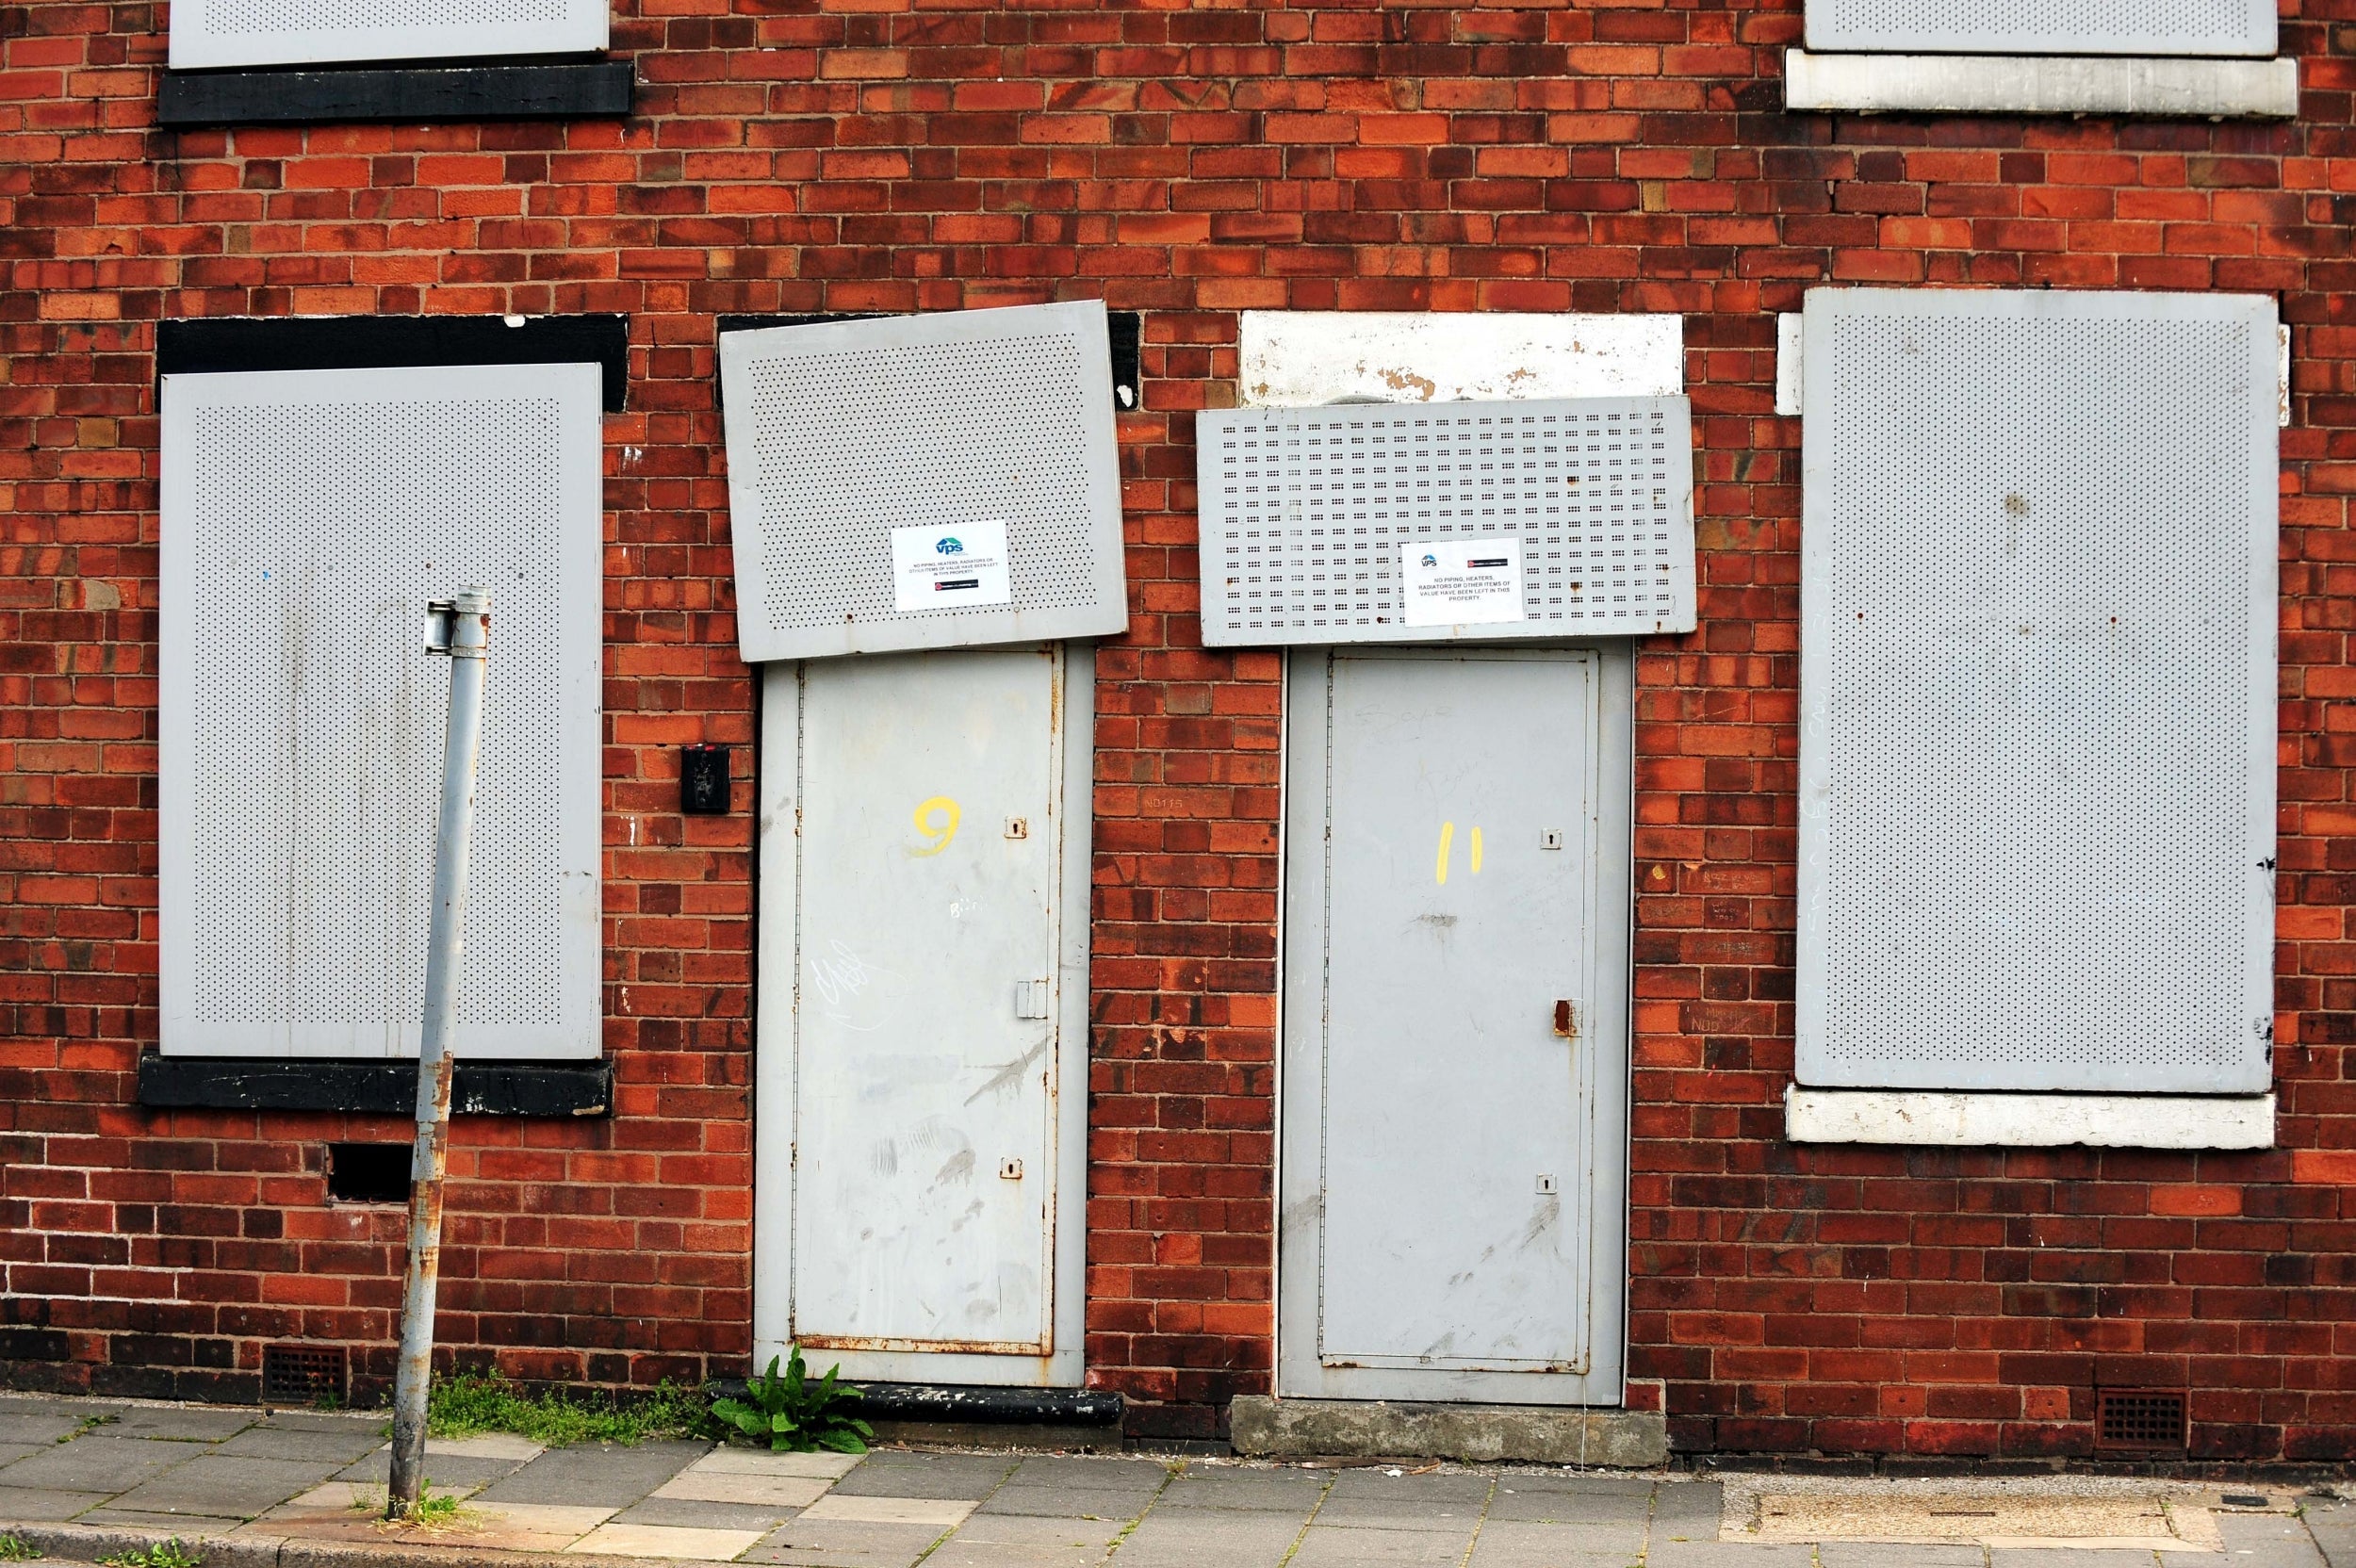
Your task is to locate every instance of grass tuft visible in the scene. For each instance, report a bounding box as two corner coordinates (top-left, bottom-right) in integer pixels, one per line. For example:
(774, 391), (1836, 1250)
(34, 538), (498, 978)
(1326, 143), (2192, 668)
(425, 1372), (715, 1448)
(0, 1534), (43, 1560)
(99, 1540), (201, 1568)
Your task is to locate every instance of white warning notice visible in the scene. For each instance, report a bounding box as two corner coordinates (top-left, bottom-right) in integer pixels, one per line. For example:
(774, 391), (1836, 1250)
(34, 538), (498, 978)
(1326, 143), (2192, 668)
(892, 519), (1012, 613)
(1402, 535), (1526, 628)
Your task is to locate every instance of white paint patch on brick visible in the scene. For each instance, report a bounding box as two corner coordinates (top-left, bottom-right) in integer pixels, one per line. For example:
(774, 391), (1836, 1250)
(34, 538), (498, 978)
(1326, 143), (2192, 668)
(1775, 312), (1802, 416)
(1785, 1086), (2276, 1149)
(1237, 311), (1682, 407)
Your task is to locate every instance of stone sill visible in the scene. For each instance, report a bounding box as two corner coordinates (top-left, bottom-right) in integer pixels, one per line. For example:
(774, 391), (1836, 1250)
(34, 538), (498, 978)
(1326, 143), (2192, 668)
(1784, 49), (2299, 118)
(1786, 1086), (2276, 1149)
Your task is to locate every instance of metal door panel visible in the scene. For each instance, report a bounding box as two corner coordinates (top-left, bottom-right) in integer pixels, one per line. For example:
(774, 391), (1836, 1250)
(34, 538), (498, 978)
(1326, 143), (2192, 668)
(755, 646), (1089, 1382)
(1280, 645), (1632, 1405)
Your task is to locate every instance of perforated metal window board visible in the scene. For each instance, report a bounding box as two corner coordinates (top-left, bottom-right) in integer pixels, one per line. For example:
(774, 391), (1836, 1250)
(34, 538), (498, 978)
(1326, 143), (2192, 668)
(718, 301), (1130, 662)
(159, 361), (604, 1060)
(1795, 287), (2278, 1096)
(1804, 0), (2273, 57)
(167, 0), (607, 70)
(1195, 397), (1696, 648)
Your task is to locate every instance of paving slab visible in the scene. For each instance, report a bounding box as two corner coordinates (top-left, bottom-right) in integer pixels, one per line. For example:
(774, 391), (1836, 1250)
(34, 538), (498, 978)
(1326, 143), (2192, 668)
(614, 1494), (805, 1531)
(474, 1441), (704, 1507)
(79, 1508), (248, 1532)
(1288, 1521), (1481, 1566)
(1466, 1524), (1649, 1568)
(1989, 1552), (2162, 1568)
(2306, 1504), (2356, 1568)
(1487, 1481), (1652, 1525)
(1010, 1455), (1170, 1485)
(0, 1483), (113, 1521)
(2192, 1513), (2331, 1568)
(1098, 1509), (1308, 1568)
(106, 1406), (258, 1443)
(1651, 1480), (1727, 1530)
(1647, 1543), (1822, 1568)
(946, 1512), (1126, 1551)
(653, 1466), (830, 1510)
(240, 1478), (491, 1541)
(826, 1451), (1016, 1500)
(0, 1446), (41, 1475)
(429, 1431), (548, 1461)
(1154, 1465), (1331, 1512)
(335, 1449), (528, 1491)
(744, 1517), (944, 1567)
(803, 1494), (977, 1527)
(1819, 1545), (1990, 1568)
(690, 1448), (860, 1480)
(2, 1436), (202, 1494)
(217, 1419), (390, 1464)
(0, 1411), (87, 1446)
(1315, 1467), (1492, 1528)
(975, 1485), (1158, 1519)
(106, 1452), (343, 1521)
(567, 1520), (768, 1560)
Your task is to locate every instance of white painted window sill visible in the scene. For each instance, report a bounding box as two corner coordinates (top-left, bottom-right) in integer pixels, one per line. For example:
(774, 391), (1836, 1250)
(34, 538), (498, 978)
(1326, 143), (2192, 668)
(1783, 49), (2298, 119)
(1786, 1086), (2276, 1149)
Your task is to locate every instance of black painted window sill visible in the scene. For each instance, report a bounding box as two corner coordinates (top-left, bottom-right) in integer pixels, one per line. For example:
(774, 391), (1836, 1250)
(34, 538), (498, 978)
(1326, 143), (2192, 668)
(157, 59), (633, 127)
(138, 1054), (614, 1118)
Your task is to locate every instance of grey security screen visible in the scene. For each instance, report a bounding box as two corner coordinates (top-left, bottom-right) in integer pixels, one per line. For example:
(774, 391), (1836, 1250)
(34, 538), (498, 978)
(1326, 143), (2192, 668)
(718, 302), (1129, 662)
(1195, 397), (1696, 647)
(1795, 288), (2279, 1095)
(168, 0), (608, 69)
(159, 363), (604, 1059)
(1804, 0), (2274, 57)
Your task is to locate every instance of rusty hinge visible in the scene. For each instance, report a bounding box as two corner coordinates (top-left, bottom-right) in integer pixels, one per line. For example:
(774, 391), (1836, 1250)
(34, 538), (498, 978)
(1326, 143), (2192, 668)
(1553, 1000), (1578, 1039)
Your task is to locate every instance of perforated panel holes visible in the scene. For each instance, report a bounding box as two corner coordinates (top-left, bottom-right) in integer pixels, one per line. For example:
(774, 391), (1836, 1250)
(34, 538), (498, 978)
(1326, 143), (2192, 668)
(1811, 308), (2262, 1083)
(208, 0), (564, 33)
(744, 332), (1106, 631)
(188, 394), (569, 1033)
(1204, 399), (1688, 643)
(2095, 1389), (2188, 1452)
(1810, 0), (2263, 51)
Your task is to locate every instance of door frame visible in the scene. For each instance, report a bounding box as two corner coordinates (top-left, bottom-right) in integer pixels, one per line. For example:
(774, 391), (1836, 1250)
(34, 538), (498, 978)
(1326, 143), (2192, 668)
(1274, 642), (1636, 1406)
(752, 644), (1094, 1387)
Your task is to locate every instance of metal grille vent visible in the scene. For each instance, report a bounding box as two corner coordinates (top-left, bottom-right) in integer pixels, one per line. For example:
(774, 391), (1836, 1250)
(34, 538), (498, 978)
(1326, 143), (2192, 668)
(1195, 398), (1695, 647)
(262, 1343), (347, 1404)
(169, 0), (604, 69)
(1796, 289), (2277, 1096)
(1805, 0), (2273, 57)
(2095, 1390), (2188, 1452)
(160, 364), (602, 1060)
(719, 302), (1128, 662)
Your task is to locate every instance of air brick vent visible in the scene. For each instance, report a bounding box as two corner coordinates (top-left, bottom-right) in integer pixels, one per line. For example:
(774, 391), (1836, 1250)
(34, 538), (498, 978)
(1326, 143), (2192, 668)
(263, 1343), (348, 1404)
(2095, 1388), (2188, 1452)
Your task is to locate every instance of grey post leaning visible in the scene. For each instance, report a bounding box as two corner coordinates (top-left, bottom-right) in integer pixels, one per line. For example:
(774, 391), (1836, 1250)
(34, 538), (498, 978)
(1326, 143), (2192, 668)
(388, 584), (493, 1517)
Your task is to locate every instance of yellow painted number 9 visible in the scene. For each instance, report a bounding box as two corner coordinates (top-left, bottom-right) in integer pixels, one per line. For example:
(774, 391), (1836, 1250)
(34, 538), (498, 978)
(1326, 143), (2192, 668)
(909, 795), (961, 858)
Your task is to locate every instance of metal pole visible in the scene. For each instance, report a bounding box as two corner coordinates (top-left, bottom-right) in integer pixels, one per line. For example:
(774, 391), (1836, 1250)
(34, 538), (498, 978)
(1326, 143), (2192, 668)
(388, 585), (491, 1519)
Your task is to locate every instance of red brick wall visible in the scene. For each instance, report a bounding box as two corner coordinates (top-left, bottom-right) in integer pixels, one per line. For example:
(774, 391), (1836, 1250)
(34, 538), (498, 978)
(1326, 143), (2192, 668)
(3, 0), (2352, 1456)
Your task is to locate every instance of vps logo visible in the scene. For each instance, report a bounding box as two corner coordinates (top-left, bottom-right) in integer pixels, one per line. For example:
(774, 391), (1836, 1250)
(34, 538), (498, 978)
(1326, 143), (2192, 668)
(936, 536), (965, 555)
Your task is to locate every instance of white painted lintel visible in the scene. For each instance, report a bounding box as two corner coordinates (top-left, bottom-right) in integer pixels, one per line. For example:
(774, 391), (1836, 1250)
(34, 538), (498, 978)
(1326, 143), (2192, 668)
(1786, 1086), (2276, 1149)
(1783, 49), (2299, 120)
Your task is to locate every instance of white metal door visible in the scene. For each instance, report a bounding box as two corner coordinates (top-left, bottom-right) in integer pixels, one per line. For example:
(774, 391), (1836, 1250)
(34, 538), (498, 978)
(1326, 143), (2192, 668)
(755, 645), (1091, 1386)
(1279, 645), (1631, 1405)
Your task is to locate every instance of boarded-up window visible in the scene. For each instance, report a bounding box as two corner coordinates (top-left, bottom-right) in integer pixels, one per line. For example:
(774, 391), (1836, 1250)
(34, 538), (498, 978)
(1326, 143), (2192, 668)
(717, 302), (1129, 663)
(1803, 0), (2274, 57)
(168, 0), (607, 71)
(1795, 288), (2278, 1095)
(159, 361), (603, 1059)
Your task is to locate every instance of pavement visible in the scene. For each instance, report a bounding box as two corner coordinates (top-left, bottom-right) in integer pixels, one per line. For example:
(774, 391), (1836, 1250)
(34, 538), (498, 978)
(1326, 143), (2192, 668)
(0, 1395), (2350, 1568)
